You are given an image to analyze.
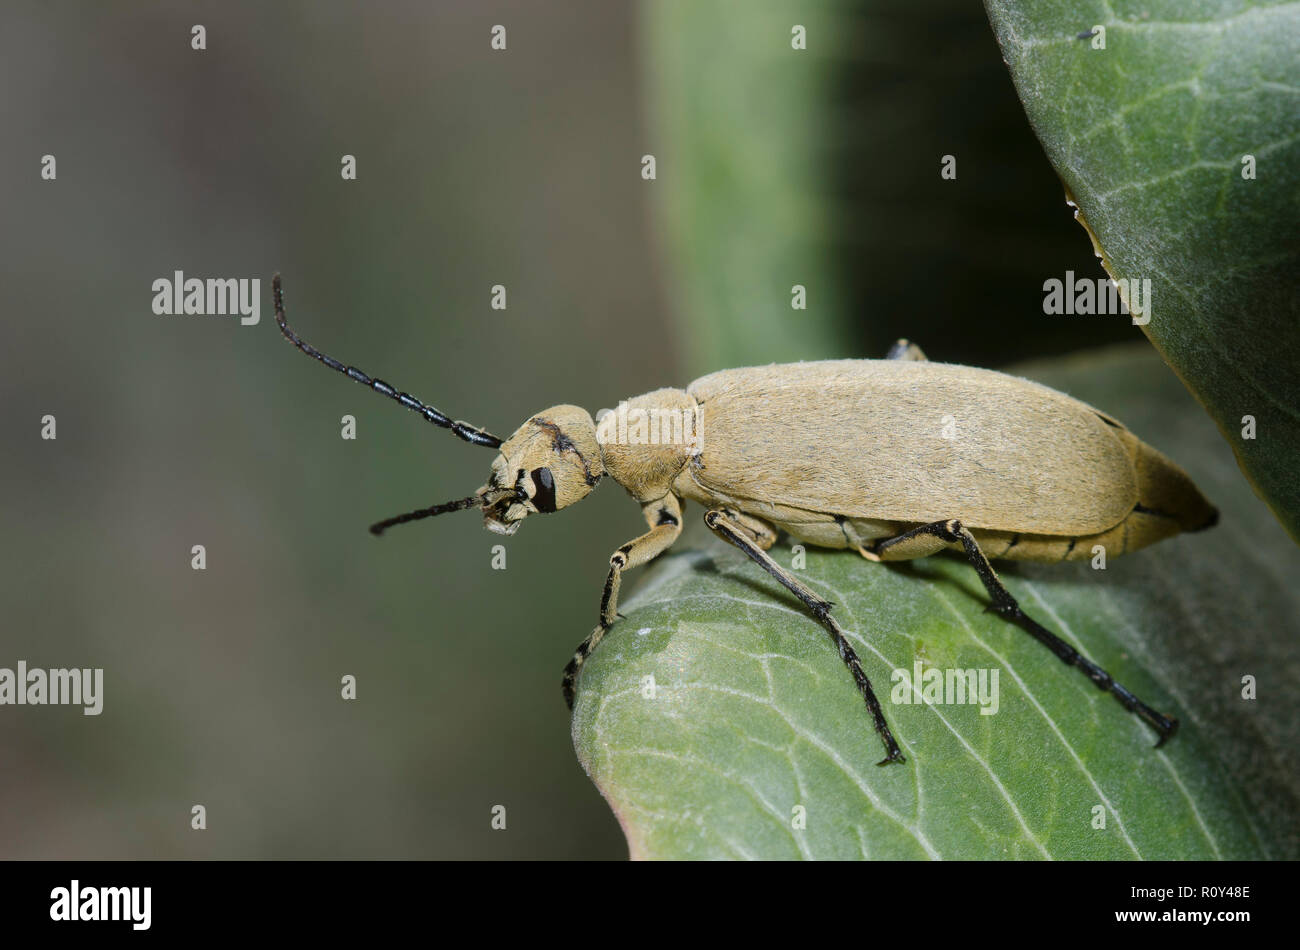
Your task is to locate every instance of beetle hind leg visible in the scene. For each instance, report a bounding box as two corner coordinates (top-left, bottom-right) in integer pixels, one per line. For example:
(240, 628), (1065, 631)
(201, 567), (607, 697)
(704, 508), (905, 766)
(871, 519), (1179, 746)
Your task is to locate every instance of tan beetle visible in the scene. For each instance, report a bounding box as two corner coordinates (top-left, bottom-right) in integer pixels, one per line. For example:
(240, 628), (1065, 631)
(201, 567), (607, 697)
(274, 275), (1216, 765)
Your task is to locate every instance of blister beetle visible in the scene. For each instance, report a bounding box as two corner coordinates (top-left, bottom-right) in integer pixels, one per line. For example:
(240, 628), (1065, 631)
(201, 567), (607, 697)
(273, 275), (1216, 764)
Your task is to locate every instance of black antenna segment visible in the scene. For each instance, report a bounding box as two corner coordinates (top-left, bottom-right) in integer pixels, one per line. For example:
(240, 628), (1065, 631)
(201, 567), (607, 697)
(272, 273), (503, 449)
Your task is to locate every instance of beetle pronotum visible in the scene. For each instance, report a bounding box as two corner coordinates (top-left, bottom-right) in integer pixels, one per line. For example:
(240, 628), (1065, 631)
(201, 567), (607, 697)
(274, 275), (1217, 765)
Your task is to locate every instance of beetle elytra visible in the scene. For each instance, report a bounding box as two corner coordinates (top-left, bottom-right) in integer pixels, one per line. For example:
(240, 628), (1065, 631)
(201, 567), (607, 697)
(274, 276), (1217, 765)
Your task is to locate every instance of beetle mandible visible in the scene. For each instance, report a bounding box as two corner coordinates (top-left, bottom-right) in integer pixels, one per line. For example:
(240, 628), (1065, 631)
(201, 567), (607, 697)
(273, 275), (1217, 765)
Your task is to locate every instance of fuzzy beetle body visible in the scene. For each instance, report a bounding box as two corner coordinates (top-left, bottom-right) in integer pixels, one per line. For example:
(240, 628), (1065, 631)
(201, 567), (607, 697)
(595, 357), (1218, 565)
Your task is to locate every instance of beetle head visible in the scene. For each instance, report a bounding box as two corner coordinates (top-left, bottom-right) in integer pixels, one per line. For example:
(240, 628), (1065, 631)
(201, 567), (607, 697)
(478, 405), (605, 535)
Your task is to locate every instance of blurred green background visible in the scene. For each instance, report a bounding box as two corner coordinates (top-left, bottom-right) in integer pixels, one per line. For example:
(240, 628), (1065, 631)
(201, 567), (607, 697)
(2, 0), (1167, 859)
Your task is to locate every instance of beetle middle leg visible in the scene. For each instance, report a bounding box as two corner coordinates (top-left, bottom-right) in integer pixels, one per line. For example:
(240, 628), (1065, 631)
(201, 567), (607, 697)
(870, 519), (1179, 746)
(704, 508), (906, 766)
(561, 494), (683, 708)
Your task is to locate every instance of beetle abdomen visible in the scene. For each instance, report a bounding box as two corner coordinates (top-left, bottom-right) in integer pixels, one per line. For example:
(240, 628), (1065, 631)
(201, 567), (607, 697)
(687, 360), (1138, 535)
(680, 359), (1216, 551)
(974, 428), (1217, 561)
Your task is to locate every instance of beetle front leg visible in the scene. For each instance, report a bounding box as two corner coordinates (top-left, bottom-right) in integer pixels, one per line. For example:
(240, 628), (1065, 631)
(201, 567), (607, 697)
(704, 509), (906, 766)
(561, 494), (683, 709)
(872, 519), (1180, 746)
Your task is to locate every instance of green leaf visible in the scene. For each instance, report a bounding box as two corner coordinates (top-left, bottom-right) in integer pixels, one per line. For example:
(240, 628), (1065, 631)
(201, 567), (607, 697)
(983, 0), (1300, 541)
(572, 346), (1300, 859)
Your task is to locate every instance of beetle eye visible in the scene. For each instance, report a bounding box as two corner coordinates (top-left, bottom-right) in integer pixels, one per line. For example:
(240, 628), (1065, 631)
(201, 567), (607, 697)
(530, 467), (557, 512)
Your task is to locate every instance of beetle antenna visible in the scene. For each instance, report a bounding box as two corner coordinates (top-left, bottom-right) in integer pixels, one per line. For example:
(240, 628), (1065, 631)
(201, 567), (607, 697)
(273, 274), (503, 449)
(369, 494), (483, 536)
